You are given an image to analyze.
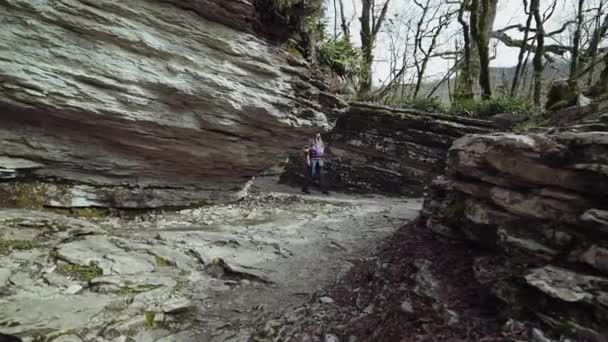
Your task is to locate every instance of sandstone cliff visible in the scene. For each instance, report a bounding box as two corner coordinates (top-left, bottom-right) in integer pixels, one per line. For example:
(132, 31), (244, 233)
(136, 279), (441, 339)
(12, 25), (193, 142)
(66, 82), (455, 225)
(422, 127), (608, 340)
(0, 0), (346, 208)
(281, 102), (497, 195)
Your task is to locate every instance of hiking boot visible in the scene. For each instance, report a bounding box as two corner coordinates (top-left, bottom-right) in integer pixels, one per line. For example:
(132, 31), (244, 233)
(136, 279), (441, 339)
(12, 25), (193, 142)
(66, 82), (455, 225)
(322, 190), (329, 195)
(302, 189), (311, 194)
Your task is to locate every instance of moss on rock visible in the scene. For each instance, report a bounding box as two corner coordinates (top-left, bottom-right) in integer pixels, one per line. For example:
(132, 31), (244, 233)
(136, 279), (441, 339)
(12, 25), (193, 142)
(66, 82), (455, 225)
(0, 238), (38, 254)
(0, 181), (73, 209)
(58, 262), (103, 282)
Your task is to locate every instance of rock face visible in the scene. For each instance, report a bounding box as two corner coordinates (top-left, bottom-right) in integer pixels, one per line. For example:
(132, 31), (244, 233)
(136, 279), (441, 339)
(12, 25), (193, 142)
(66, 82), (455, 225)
(281, 103), (496, 195)
(422, 129), (608, 340)
(0, 0), (346, 208)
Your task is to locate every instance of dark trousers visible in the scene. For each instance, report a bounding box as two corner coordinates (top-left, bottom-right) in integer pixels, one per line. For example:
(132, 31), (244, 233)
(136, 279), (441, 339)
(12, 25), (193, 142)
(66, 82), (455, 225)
(302, 159), (327, 192)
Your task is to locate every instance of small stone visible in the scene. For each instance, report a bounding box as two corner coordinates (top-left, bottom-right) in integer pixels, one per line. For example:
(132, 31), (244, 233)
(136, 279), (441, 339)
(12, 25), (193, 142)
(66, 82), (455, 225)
(319, 296), (334, 304)
(400, 300), (415, 315)
(443, 307), (460, 326)
(50, 334), (84, 342)
(0, 268), (11, 287)
(324, 334), (339, 342)
(577, 94), (592, 107)
(161, 297), (192, 313)
(531, 328), (552, 342)
(154, 312), (165, 323)
(240, 279), (251, 286)
(63, 283), (83, 295)
(363, 304), (374, 315)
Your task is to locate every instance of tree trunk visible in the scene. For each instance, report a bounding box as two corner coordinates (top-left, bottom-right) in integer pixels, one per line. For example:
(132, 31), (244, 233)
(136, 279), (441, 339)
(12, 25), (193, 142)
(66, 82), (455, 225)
(470, 0), (498, 99)
(358, 0), (373, 97)
(454, 0), (475, 102)
(589, 52), (608, 97)
(570, 0), (585, 79)
(586, 5), (607, 86)
(511, 0), (533, 97)
(358, 0), (391, 99)
(338, 0), (351, 38)
(532, 0), (544, 106)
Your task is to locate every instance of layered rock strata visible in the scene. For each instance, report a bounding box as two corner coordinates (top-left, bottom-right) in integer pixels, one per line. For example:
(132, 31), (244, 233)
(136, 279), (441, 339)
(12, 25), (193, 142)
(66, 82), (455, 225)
(422, 129), (608, 340)
(0, 0), (346, 208)
(281, 102), (497, 195)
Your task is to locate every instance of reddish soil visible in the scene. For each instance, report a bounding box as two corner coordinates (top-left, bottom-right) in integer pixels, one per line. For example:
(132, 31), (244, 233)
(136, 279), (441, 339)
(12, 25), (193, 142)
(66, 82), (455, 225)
(298, 220), (531, 342)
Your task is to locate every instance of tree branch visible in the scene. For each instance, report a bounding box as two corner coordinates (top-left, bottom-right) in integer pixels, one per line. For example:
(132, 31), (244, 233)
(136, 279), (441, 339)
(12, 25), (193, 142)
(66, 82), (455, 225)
(372, 0), (391, 36)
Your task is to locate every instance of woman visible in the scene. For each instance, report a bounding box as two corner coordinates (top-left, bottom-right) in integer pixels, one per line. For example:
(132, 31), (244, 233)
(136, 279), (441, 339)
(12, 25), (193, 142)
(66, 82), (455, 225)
(302, 133), (328, 194)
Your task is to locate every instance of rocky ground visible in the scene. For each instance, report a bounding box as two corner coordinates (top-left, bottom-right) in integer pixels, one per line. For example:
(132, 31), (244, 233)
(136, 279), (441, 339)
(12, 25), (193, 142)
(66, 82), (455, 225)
(250, 222), (556, 342)
(0, 176), (421, 342)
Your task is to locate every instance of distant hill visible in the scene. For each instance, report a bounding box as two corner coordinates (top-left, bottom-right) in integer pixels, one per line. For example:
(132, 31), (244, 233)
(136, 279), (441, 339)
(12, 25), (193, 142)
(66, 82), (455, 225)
(381, 60), (571, 104)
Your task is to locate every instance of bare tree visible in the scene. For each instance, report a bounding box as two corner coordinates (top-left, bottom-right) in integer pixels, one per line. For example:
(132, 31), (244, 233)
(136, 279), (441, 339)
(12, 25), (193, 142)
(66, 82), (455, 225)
(359, 0), (392, 97)
(470, 0), (498, 99)
(454, 0), (474, 102)
(570, 0), (586, 78)
(451, 0), (497, 101)
(531, 0), (545, 106)
(585, 0), (608, 85)
(511, 0), (534, 97)
(338, 0), (351, 39)
(412, 1), (455, 98)
(589, 51), (608, 96)
(379, 13), (415, 101)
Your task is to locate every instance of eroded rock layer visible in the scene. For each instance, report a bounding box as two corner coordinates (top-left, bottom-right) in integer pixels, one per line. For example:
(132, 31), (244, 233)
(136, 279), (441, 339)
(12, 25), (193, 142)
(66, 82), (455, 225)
(422, 129), (608, 340)
(281, 102), (497, 195)
(0, 0), (346, 208)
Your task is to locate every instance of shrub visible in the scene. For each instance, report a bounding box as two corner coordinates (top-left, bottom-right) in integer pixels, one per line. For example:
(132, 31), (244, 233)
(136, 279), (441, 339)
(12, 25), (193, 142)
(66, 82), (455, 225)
(450, 97), (540, 118)
(317, 37), (361, 76)
(381, 96), (446, 113)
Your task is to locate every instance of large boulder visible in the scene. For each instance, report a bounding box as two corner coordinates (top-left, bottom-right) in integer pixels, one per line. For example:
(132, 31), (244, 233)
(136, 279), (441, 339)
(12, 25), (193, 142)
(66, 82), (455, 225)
(422, 129), (608, 340)
(281, 102), (497, 195)
(0, 0), (346, 208)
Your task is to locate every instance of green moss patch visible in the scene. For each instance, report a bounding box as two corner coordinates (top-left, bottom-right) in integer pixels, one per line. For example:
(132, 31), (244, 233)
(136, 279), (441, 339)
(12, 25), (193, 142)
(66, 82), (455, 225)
(114, 284), (161, 296)
(0, 238), (38, 254)
(154, 255), (170, 267)
(514, 114), (549, 132)
(70, 208), (109, 220)
(144, 311), (155, 329)
(58, 262), (103, 282)
(0, 217), (26, 227)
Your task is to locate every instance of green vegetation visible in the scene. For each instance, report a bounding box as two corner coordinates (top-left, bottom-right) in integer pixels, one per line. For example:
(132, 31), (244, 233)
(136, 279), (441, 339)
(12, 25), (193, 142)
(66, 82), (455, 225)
(0, 238), (38, 254)
(378, 95), (542, 118)
(265, 0), (324, 37)
(58, 262), (103, 282)
(114, 284), (161, 296)
(317, 37), (361, 76)
(154, 254), (172, 267)
(0, 217), (26, 227)
(514, 114), (549, 132)
(282, 39), (303, 58)
(144, 311), (155, 329)
(383, 96), (446, 113)
(1, 182), (49, 209)
(70, 208), (108, 220)
(450, 97), (540, 118)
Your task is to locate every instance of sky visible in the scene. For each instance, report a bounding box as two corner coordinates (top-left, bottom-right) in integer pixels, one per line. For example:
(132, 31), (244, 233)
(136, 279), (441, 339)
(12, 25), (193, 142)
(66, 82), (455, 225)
(323, 0), (577, 85)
